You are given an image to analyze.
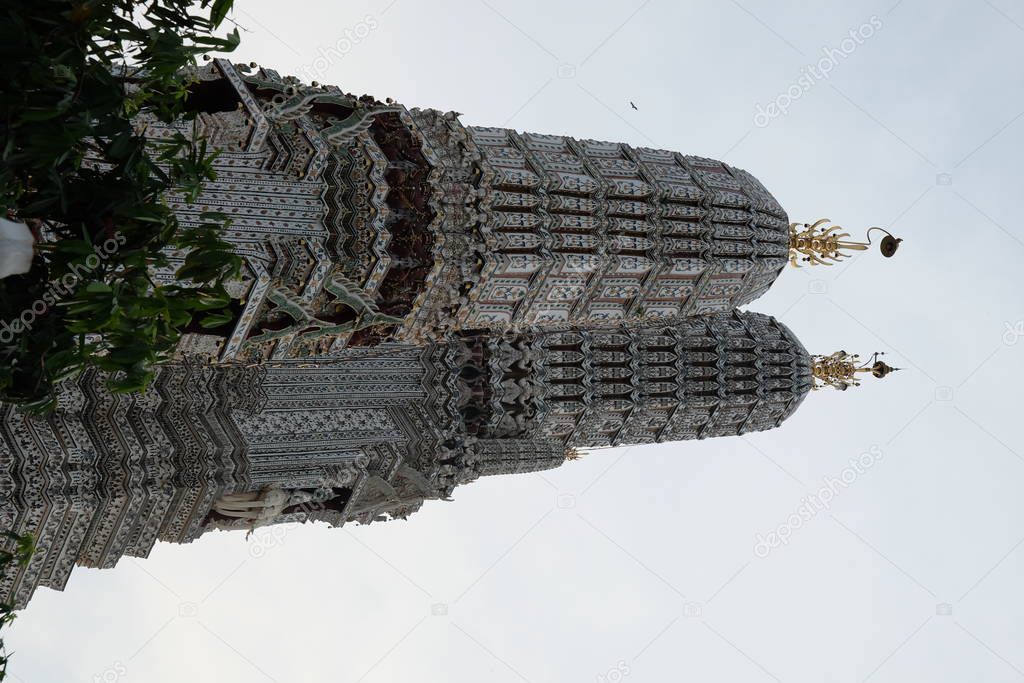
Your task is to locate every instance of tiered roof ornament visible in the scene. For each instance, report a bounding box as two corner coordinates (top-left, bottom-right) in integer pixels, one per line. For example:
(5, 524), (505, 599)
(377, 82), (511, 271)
(789, 219), (902, 267)
(811, 351), (899, 391)
(787, 219), (904, 392)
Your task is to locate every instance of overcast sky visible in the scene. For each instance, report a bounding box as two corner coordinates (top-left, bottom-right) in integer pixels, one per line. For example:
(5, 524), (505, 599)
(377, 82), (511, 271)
(10, 1), (1024, 681)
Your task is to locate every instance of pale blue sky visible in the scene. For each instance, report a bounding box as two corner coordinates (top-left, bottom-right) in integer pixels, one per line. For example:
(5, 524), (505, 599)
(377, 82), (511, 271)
(10, 1), (1024, 681)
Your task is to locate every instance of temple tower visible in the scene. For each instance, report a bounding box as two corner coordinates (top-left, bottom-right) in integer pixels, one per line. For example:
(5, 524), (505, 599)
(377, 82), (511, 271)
(0, 62), (897, 608)
(151, 61), (791, 361)
(454, 311), (811, 448)
(1, 311), (816, 607)
(402, 112), (790, 337)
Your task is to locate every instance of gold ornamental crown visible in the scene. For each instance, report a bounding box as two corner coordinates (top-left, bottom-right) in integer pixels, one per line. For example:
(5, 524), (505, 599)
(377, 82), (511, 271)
(812, 351), (899, 391)
(789, 219), (902, 267)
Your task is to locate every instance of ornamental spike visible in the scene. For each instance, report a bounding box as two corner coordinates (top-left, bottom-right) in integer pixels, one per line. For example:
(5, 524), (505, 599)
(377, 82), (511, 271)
(811, 351), (900, 391)
(789, 219), (902, 267)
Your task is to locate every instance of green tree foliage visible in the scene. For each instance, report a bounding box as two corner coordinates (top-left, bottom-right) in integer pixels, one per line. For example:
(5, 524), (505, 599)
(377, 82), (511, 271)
(0, 532), (33, 681)
(0, 0), (242, 410)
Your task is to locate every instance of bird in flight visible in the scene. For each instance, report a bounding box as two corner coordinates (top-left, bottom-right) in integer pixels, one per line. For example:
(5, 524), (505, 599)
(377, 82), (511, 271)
(630, 101), (638, 110)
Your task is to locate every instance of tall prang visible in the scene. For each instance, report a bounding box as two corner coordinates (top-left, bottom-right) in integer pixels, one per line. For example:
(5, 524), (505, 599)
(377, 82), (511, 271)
(154, 60), (793, 361)
(0, 61), (898, 607)
(1, 311), (818, 607)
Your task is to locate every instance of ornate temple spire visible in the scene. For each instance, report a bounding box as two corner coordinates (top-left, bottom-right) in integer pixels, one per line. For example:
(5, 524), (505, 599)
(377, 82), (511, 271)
(789, 219), (902, 267)
(0, 61), (908, 608)
(811, 351), (899, 391)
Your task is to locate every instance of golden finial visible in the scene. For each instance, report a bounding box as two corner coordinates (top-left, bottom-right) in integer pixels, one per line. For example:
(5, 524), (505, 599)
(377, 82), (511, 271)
(565, 447), (583, 461)
(789, 219), (902, 267)
(812, 351), (899, 391)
